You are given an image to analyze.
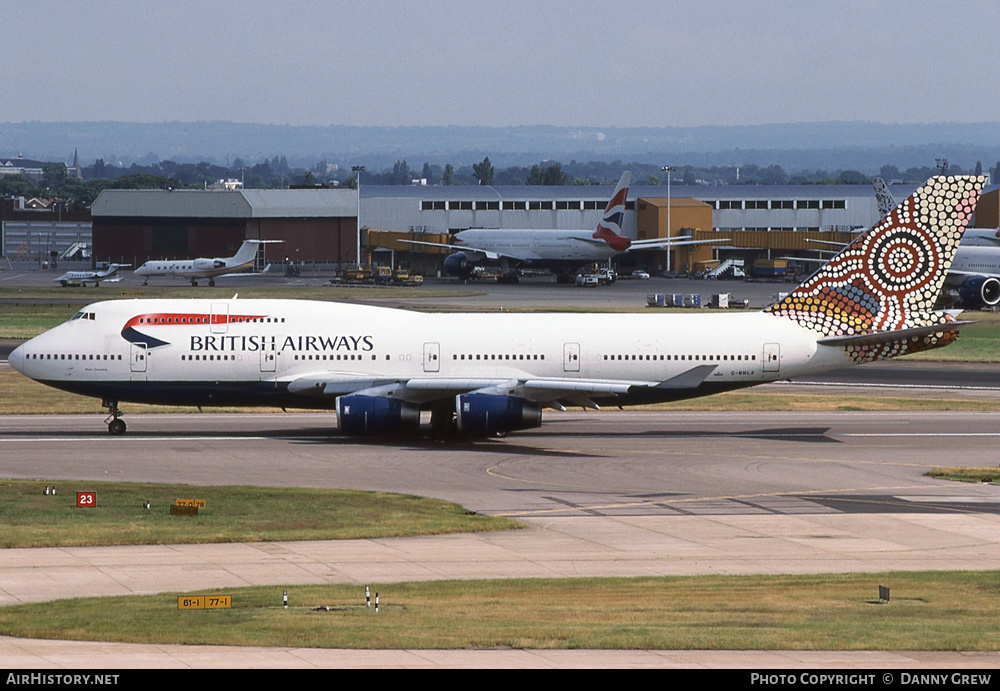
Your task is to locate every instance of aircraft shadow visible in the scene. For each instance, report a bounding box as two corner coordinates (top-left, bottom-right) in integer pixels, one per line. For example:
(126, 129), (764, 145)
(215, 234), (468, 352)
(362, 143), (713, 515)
(533, 426), (840, 444)
(6, 426), (837, 449)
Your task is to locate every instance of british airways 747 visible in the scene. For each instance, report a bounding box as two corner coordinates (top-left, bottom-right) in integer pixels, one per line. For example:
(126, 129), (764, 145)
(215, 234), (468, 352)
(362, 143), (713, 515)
(10, 176), (985, 437)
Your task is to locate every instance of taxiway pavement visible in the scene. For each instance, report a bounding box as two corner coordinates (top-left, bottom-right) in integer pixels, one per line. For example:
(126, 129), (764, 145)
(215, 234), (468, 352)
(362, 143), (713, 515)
(3, 411), (1000, 667)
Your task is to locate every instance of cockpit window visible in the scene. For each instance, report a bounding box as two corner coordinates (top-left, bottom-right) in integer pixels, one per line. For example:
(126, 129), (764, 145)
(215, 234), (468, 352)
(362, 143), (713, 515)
(69, 311), (96, 322)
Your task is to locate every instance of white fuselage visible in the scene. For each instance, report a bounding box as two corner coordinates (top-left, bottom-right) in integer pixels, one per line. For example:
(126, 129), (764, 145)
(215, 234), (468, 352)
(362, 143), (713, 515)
(10, 298), (849, 411)
(949, 246), (1000, 279)
(453, 229), (618, 266)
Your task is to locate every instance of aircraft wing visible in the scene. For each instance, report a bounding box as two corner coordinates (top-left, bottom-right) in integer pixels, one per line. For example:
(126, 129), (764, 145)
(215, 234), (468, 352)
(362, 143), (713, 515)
(400, 239), (528, 262)
(285, 367), (717, 409)
(215, 263), (272, 278)
(627, 237), (731, 250)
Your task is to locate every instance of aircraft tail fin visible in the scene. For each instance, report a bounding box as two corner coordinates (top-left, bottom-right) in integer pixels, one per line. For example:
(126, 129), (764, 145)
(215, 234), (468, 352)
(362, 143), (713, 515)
(766, 175), (986, 361)
(591, 171), (631, 251)
(232, 241), (261, 265)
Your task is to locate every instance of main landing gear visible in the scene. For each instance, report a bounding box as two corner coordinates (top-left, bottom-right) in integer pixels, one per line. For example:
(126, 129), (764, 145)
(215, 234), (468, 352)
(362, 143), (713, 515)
(102, 399), (127, 435)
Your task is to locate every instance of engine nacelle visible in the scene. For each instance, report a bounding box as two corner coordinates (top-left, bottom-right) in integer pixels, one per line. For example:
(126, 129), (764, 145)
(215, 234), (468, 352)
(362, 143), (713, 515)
(455, 394), (542, 436)
(336, 395), (420, 435)
(443, 253), (475, 279)
(958, 276), (1000, 308)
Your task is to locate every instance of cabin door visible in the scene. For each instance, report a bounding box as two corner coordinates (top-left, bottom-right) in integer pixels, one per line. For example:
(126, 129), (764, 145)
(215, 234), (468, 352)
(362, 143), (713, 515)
(763, 343), (781, 373)
(129, 343), (147, 374)
(260, 349), (276, 372)
(563, 342), (580, 372)
(210, 303), (229, 334)
(423, 342), (440, 372)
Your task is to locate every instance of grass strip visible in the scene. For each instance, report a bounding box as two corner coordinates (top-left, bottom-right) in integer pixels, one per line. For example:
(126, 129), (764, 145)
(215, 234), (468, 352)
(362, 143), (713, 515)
(928, 467), (1000, 484)
(1, 572), (998, 650)
(0, 479), (519, 548)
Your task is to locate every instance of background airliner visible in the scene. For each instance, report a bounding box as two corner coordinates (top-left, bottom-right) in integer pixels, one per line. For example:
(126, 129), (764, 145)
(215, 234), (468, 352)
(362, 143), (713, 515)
(404, 172), (724, 282)
(53, 263), (129, 287)
(10, 176), (984, 437)
(796, 179), (1000, 309)
(133, 239), (278, 286)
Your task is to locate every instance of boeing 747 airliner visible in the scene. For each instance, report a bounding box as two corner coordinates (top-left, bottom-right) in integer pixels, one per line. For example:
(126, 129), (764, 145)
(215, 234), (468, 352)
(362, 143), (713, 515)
(9, 176), (985, 437)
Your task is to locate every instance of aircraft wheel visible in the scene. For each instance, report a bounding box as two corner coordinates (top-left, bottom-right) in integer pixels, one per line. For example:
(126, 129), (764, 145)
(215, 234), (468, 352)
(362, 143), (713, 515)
(209, 279), (216, 287)
(108, 419), (127, 435)
(191, 281), (198, 287)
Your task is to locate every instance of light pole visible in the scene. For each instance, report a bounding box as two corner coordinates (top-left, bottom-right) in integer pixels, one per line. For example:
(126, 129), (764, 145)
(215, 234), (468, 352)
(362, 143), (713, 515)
(352, 165), (365, 268)
(661, 166), (676, 274)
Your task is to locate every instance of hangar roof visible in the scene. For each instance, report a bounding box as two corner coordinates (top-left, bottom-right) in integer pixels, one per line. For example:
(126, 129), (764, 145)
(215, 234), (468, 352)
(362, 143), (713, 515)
(92, 188), (358, 218)
(360, 183), (924, 201)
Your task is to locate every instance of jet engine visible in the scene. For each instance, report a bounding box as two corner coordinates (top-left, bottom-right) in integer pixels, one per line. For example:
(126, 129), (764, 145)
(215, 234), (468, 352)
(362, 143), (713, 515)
(443, 253), (475, 279)
(455, 393), (542, 436)
(193, 258), (227, 270)
(958, 276), (1000, 308)
(336, 395), (420, 435)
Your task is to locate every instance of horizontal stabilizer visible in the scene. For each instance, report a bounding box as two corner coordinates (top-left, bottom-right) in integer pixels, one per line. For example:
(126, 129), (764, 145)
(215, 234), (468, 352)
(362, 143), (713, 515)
(817, 322), (972, 348)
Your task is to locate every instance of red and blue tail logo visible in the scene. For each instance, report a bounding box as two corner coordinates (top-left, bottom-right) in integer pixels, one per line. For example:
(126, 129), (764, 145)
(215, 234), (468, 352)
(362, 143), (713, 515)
(592, 171), (631, 251)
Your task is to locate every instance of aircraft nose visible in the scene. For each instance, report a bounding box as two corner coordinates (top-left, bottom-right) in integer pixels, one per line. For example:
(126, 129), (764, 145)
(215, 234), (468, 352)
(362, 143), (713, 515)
(8, 342), (25, 374)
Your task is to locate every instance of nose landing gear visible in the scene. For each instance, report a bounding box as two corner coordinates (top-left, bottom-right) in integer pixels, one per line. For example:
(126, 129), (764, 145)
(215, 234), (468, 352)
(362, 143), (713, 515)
(102, 400), (127, 435)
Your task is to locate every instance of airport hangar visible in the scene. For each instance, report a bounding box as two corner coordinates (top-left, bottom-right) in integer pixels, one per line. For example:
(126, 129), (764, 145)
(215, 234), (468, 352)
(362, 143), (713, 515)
(87, 182), (1000, 276)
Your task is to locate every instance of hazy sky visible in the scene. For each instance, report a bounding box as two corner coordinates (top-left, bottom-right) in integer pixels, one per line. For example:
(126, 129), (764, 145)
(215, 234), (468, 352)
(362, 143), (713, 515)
(5, 0), (999, 128)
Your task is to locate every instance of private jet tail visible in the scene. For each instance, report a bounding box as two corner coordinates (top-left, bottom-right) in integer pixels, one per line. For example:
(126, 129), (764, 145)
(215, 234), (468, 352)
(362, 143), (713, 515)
(766, 175), (986, 362)
(232, 240), (265, 266)
(591, 172), (632, 251)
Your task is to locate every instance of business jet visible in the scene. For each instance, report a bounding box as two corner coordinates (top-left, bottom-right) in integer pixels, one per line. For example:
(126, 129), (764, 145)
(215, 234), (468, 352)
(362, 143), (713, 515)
(9, 176), (984, 437)
(53, 264), (130, 287)
(403, 172), (724, 282)
(133, 240), (278, 286)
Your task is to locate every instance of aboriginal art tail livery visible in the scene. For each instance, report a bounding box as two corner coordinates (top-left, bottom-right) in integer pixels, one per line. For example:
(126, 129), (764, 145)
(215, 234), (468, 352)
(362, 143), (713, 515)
(766, 175), (986, 362)
(591, 171), (632, 251)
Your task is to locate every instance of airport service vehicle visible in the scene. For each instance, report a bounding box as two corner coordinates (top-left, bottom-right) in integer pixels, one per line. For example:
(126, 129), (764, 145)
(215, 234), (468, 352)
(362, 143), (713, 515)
(10, 177), (984, 437)
(133, 240), (277, 287)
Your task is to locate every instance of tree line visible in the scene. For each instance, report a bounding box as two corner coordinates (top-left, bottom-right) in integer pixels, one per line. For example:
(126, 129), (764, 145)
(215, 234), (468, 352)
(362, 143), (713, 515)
(1, 155), (996, 208)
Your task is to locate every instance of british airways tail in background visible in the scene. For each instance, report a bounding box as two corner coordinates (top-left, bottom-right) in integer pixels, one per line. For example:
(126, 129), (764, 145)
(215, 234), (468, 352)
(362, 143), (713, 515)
(10, 177), (985, 438)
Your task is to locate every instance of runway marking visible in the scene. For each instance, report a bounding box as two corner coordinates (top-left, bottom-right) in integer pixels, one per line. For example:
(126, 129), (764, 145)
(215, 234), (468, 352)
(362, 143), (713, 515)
(844, 432), (1000, 437)
(495, 484), (935, 517)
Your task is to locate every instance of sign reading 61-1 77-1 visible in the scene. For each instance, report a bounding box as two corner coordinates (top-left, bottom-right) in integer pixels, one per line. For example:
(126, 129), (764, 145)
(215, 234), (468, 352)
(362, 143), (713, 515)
(177, 595), (231, 610)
